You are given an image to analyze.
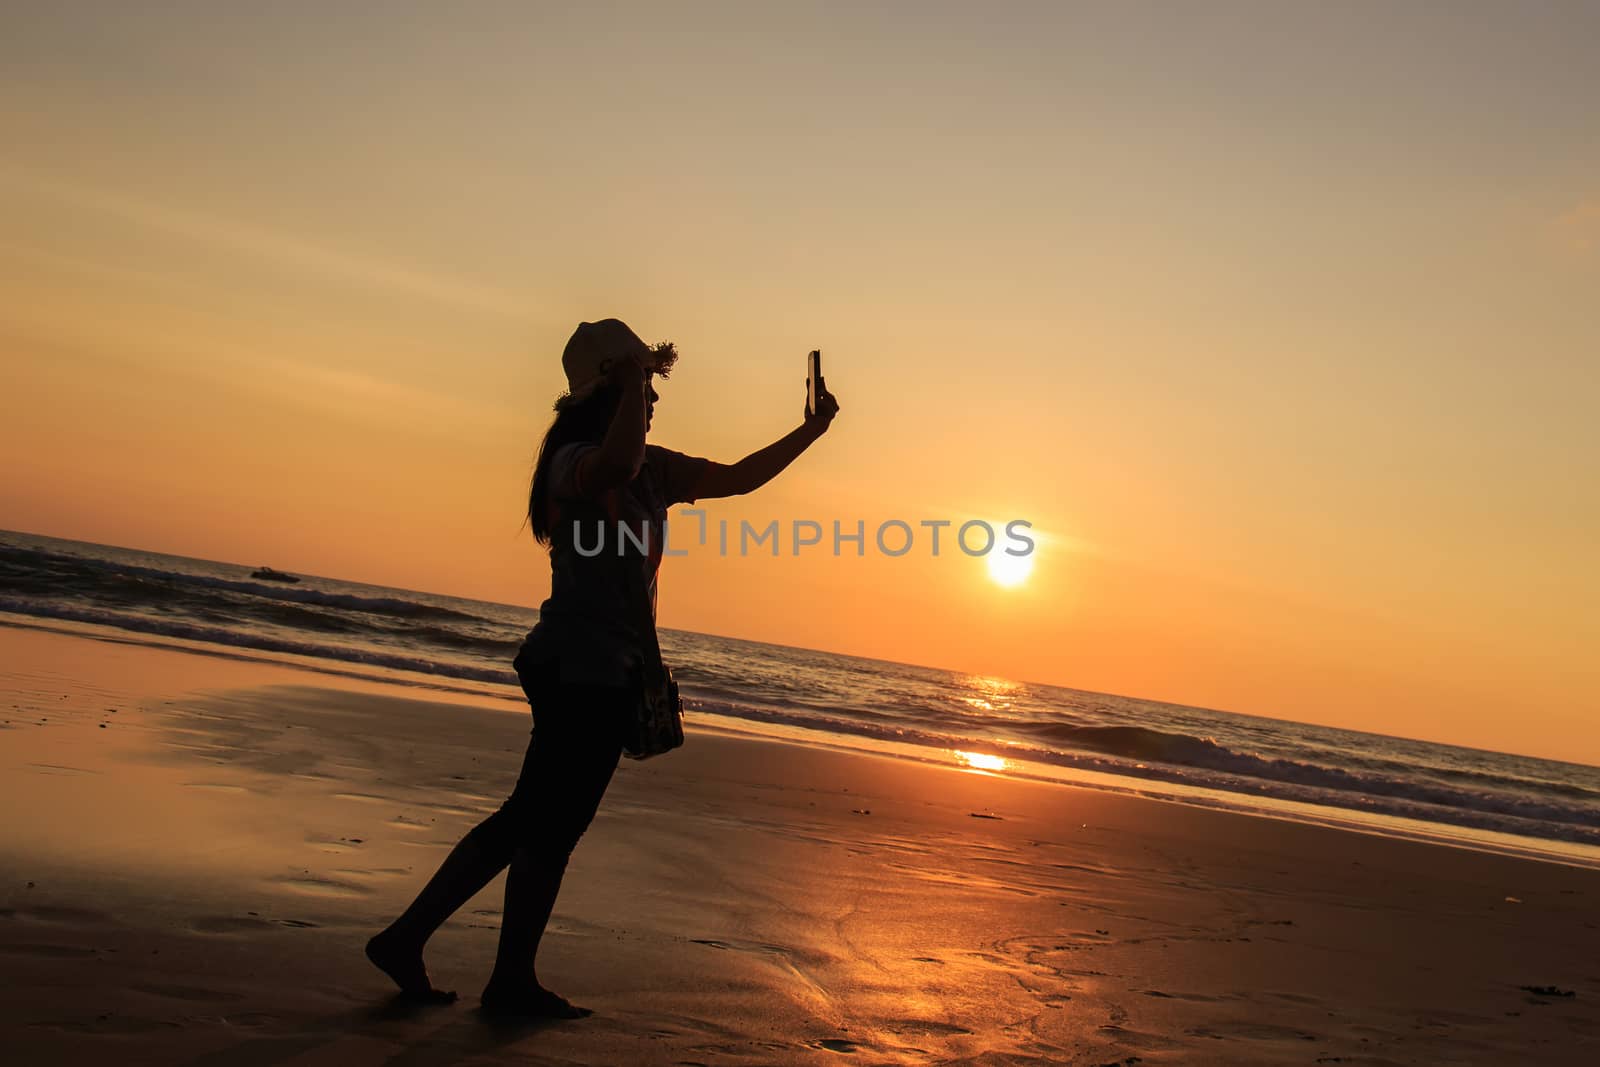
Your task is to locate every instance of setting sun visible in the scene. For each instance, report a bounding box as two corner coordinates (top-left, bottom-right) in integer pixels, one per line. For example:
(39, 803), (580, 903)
(986, 548), (1035, 588)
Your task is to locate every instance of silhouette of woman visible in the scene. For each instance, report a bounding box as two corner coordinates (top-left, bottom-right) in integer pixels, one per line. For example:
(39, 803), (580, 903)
(367, 319), (839, 1016)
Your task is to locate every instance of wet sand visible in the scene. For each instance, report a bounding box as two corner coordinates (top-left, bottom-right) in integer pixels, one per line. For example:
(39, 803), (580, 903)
(1, 624), (1597, 1065)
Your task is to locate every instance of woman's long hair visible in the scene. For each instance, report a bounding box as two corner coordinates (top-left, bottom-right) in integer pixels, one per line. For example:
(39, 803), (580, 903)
(527, 386), (620, 544)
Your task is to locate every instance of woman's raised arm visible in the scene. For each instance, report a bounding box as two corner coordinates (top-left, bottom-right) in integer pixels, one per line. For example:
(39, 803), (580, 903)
(695, 385), (839, 500)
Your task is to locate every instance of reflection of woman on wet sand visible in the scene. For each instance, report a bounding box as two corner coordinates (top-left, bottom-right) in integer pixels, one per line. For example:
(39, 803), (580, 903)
(367, 319), (839, 1016)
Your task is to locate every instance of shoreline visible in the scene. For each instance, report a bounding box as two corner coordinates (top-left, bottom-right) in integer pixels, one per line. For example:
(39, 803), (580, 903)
(6, 615), (1597, 872)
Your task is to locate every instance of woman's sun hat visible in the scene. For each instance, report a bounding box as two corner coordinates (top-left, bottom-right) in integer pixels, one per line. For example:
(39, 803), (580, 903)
(554, 319), (678, 411)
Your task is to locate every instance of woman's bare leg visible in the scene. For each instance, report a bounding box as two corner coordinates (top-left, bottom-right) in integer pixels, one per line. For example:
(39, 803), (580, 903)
(480, 686), (623, 1018)
(367, 818), (514, 1002)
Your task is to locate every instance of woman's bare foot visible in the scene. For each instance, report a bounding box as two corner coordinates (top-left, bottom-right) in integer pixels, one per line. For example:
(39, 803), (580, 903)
(480, 979), (592, 1019)
(366, 930), (457, 1004)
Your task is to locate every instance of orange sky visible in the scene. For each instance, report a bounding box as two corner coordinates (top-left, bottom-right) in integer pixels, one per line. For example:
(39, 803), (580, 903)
(2, 4), (1597, 763)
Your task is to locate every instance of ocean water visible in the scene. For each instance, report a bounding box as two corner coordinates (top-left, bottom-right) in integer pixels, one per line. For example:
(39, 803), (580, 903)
(2, 529), (1597, 867)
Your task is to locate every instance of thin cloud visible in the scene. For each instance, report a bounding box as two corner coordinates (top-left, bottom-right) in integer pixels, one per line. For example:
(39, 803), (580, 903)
(0, 307), (521, 439)
(0, 239), (202, 295)
(0, 164), (531, 317)
(256, 356), (520, 432)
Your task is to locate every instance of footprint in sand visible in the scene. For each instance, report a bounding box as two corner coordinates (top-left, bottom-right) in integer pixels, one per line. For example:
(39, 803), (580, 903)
(812, 1038), (861, 1053)
(27, 763), (97, 776)
(0, 942), (99, 958)
(4, 905), (115, 926)
(132, 983), (243, 1003)
(886, 1019), (973, 1037)
(34, 1014), (182, 1035)
(332, 866), (406, 880)
(416, 802), (478, 817)
(1186, 1020), (1321, 1043)
(1099, 1023), (1187, 1052)
(1139, 989), (1230, 1003)
(190, 915), (277, 934)
(269, 874), (374, 899)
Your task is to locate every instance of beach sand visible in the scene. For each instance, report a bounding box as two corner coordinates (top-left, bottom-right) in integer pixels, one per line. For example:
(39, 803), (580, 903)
(1, 624), (1596, 1065)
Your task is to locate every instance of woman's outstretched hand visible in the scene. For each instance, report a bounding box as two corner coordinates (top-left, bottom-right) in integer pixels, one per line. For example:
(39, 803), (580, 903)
(805, 383), (840, 434)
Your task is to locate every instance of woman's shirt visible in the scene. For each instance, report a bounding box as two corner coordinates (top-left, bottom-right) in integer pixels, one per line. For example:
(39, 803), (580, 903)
(518, 442), (709, 686)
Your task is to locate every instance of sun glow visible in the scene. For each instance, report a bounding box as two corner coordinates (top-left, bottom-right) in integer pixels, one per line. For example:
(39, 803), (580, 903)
(986, 548), (1034, 588)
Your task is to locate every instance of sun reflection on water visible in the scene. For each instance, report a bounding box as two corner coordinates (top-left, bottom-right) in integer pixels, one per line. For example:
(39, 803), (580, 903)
(957, 674), (1020, 717)
(953, 750), (1009, 773)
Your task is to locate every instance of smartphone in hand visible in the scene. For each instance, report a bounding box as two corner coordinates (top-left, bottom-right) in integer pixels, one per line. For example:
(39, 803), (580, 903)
(807, 349), (823, 416)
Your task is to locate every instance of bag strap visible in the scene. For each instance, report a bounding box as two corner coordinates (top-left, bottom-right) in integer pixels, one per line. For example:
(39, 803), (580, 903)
(619, 464), (668, 679)
(629, 562), (666, 678)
